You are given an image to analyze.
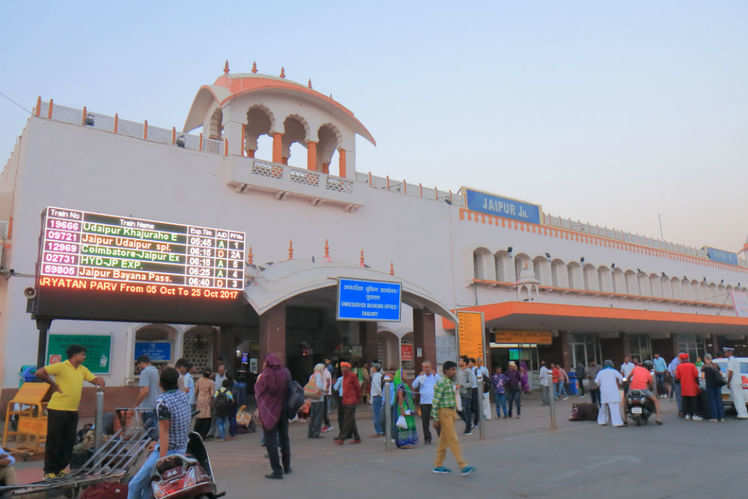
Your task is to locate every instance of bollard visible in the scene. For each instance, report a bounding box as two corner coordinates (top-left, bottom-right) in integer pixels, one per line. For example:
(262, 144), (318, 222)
(547, 372), (557, 431)
(95, 386), (104, 450)
(477, 374), (485, 440)
(384, 378), (392, 450)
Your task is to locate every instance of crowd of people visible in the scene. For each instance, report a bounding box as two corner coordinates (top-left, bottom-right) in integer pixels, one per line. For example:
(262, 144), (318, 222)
(2, 345), (745, 491)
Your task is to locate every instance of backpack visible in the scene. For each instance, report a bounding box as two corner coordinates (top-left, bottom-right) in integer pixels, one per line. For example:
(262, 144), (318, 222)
(287, 378), (305, 419)
(214, 389), (232, 416)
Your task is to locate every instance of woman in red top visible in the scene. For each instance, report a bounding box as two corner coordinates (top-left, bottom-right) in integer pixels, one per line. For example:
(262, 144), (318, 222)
(675, 353), (701, 421)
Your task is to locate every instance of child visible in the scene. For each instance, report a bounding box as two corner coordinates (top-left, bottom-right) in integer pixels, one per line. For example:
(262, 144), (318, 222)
(213, 379), (235, 441)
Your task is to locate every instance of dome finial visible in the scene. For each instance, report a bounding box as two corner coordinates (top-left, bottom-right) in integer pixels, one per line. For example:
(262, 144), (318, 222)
(280, 66), (286, 78)
(224, 59), (230, 74)
(251, 61), (257, 73)
(308, 78), (312, 89)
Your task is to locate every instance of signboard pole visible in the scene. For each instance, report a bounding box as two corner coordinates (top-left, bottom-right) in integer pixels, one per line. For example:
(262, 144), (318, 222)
(384, 376), (392, 451)
(548, 371), (557, 431)
(35, 318), (52, 367)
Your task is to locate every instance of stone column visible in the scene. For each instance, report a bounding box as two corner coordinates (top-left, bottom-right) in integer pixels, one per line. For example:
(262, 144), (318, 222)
(338, 148), (347, 178)
(559, 330), (571, 371)
(307, 141), (318, 171)
(272, 132), (283, 163)
(413, 309), (436, 375)
(259, 303), (286, 365)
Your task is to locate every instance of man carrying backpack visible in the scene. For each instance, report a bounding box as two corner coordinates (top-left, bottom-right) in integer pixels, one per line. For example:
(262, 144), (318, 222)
(213, 379), (234, 441)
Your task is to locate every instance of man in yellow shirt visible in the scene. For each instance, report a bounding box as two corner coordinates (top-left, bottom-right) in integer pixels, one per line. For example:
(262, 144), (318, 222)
(36, 344), (105, 479)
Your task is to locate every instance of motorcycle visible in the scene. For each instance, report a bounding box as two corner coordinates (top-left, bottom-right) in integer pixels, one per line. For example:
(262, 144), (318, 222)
(150, 432), (225, 499)
(626, 389), (655, 426)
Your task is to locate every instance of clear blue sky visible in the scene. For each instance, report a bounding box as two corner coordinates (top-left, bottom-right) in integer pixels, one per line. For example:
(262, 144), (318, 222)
(1, 1), (746, 252)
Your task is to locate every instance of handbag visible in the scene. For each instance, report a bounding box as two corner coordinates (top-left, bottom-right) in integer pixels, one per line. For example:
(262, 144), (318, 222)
(396, 415), (408, 430)
(304, 378), (322, 400)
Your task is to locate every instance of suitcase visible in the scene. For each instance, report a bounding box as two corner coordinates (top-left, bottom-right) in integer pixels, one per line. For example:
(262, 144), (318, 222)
(80, 482), (127, 498)
(569, 402), (598, 421)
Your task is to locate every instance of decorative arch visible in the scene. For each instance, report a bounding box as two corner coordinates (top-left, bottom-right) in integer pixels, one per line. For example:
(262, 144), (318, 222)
(567, 262), (583, 290)
(207, 108), (223, 140)
(670, 276), (681, 299)
(182, 326), (218, 371)
(245, 104), (275, 155)
(532, 256), (551, 286)
(317, 123), (342, 174)
(134, 324), (178, 373)
(612, 267), (625, 293)
(473, 247), (493, 280)
(551, 258), (566, 288)
(281, 115), (309, 166)
(514, 253), (533, 282)
(597, 265), (611, 293)
(377, 330), (400, 370)
(583, 263), (598, 291)
(495, 250), (513, 282)
(649, 273), (662, 297)
(625, 270), (638, 295)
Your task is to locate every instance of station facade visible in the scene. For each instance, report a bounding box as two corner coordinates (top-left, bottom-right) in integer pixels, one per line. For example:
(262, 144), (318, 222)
(1, 62), (747, 390)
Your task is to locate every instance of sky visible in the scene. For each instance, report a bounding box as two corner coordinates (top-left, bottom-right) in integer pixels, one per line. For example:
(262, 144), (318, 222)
(1, 1), (746, 252)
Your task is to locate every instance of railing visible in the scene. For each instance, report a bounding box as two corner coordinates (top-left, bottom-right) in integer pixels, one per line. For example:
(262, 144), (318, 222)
(248, 159), (353, 194)
(34, 100), (223, 156)
(543, 214), (705, 258)
(356, 172), (456, 203)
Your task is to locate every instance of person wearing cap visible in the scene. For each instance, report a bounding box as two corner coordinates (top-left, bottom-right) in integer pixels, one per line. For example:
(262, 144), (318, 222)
(334, 362), (361, 445)
(594, 360), (624, 427)
(725, 348), (748, 419)
(134, 354), (161, 438)
(675, 353), (701, 421)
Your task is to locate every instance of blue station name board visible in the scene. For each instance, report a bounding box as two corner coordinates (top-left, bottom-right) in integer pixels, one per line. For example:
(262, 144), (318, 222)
(464, 188), (541, 225)
(337, 278), (401, 322)
(704, 247), (738, 266)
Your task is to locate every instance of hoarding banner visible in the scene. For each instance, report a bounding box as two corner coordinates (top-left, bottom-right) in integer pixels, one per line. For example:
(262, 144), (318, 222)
(337, 278), (402, 322)
(457, 310), (485, 363)
(464, 188), (541, 225)
(47, 334), (111, 374)
(493, 330), (552, 345)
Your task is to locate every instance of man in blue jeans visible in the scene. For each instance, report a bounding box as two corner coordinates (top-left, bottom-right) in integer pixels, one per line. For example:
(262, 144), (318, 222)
(369, 364), (384, 437)
(456, 357), (476, 435)
(128, 367), (191, 499)
(134, 355), (161, 439)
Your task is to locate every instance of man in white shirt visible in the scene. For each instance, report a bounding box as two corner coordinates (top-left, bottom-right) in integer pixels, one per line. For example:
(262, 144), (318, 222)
(725, 348), (748, 419)
(322, 360), (334, 432)
(595, 360), (624, 427)
(369, 363), (384, 437)
(412, 361), (440, 444)
(539, 361), (551, 406)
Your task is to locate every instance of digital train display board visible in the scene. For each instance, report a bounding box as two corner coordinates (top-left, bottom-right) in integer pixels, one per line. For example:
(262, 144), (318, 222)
(31, 207), (254, 325)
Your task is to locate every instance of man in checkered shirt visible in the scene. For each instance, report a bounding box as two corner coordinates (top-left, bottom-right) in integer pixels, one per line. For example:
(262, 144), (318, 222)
(128, 366), (191, 499)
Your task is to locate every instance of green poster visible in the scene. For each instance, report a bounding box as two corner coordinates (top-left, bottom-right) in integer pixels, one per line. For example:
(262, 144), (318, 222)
(47, 334), (112, 374)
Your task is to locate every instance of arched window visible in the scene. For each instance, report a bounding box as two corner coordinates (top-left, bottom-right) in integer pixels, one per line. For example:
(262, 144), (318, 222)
(670, 277), (681, 299)
(638, 273), (650, 297)
(625, 270), (638, 295)
(245, 105), (274, 160)
(473, 248), (493, 280)
(282, 115), (309, 168)
(317, 123), (342, 175)
(495, 251), (513, 282)
(514, 253), (532, 282)
(612, 268), (625, 294)
(649, 274), (662, 297)
(583, 264), (598, 291)
(567, 262), (583, 290)
(533, 256), (551, 285)
(551, 259), (566, 288)
(597, 266), (612, 293)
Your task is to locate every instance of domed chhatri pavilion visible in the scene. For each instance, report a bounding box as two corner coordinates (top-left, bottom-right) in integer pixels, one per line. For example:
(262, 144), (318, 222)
(183, 61), (375, 178)
(0, 60), (747, 392)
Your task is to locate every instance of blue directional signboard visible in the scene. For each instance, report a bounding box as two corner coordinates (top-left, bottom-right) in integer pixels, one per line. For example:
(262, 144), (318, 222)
(337, 278), (402, 322)
(704, 247), (738, 266)
(464, 188), (542, 225)
(134, 341), (172, 362)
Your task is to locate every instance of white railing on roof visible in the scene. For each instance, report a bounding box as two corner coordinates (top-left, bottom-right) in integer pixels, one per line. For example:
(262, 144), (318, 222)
(356, 172), (458, 204)
(543, 214), (704, 257)
(36, 100), (223, 156)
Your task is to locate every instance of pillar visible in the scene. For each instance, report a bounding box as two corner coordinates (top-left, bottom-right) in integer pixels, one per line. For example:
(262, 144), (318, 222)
(272, 132), (283, 163)
(711, 334), (721, 356)
(307, 141), (318, 171)
(321, 162), (330, 174)
(359, 322), (378, 363)
(338, 148), (347, 178)
(259, 303), (286, 365)
(413, 309), (436, 375)
(559, 330), (571, 371)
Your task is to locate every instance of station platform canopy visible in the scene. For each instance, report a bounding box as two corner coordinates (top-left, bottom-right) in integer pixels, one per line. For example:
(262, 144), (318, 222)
(443, 301), (748, 337)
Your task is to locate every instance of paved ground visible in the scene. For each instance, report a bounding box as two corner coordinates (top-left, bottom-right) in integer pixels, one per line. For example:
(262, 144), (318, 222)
(10, 394), (747, 498)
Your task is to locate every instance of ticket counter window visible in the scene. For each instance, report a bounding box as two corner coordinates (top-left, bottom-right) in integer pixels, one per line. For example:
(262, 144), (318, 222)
(570, 334), (601, 368)
(628, 335), (652, 363)
(677, 335), (706, 362)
